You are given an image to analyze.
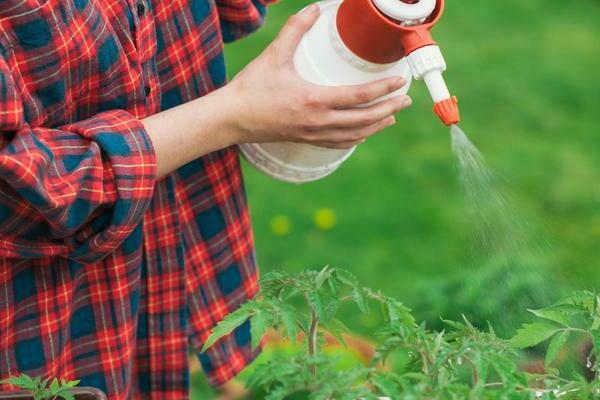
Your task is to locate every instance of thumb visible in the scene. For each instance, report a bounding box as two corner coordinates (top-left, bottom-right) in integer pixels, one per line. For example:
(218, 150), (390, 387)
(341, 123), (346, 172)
(273, 4), (320, 62)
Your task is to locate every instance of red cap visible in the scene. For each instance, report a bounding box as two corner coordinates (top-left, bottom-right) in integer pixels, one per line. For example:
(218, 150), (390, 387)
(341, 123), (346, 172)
(433, 96), (460, 126)
(336, 0), (445, 64)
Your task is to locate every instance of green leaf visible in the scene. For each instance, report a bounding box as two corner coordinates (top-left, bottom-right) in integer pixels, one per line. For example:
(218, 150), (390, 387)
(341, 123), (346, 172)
(308, 291), (326, 320)
(327, 275), (338, 296)
(49, 378), (59, 394)
(351, 288), (368, 314)
(315, 266), (331, 289)
(556, 291), (595, 313)
(324, 319), (350, 346)
(591, 316), (600, 331)
(279, 304), (298, 343)
(2, 374), (38, 392)
(29, 375), (42, 390)
(386, 300), (415, 327)
(57, 390), (75, 400)
(545, 330), (569, 368)
(511, 322), (561, 349)
(529, 308), (570, 327)
(1, 377), (26, 388)
(65, 380), (80, 388)
(371, 373), (401, 398)
(250, 310), (269, 350)
(202, 304), (254, 351)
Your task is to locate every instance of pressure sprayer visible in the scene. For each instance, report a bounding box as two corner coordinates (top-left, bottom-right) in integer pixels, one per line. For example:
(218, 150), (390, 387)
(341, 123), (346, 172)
(240, 0), (460, 183)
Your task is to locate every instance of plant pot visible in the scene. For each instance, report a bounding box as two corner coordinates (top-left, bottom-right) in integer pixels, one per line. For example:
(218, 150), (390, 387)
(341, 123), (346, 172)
(0, 388), (106, 400)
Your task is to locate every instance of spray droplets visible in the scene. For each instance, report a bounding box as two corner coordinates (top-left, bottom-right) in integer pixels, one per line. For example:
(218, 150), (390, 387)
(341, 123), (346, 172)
(449, 124), (556, 332)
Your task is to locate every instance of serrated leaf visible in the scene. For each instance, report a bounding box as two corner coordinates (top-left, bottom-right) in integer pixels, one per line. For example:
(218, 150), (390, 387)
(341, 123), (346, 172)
(7, 374), (42, 393)
(557, 291), (595, 313)
(402, 372), (429, 382)
(1, 377), (19, 386)
(511, 322), (560, 348)
(352, 288), (368, 313)
(57, 390), (75, 400)
(66, 380), (80, 388)
(32, 376), (42, 388)
(324, 319), (350, 346)
(279, 304), (298, 343)
(202, 305), (254, 351)
(591, 316), (600, 331)
(335, 269), (358, 287)
(545, 330), (569, 368)
(328, 275), (338, 296)
(529, 309), (570, 326)
(442, 319), (463, 331)
(49, 378), (59, 393)
(371, 373), (401, 397)
(308, 291), (326, 320)
(315, 266), (331, 289)
(250, 310), (269, 350)
(386, 301), (415, 327)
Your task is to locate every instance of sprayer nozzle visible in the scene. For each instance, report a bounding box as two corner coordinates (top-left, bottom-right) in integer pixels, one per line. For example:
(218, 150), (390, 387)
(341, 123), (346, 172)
(433, 96), (460, 126)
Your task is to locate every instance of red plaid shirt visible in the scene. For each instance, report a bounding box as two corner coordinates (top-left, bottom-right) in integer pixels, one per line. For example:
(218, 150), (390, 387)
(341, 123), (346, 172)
(0, 0), (273, 397)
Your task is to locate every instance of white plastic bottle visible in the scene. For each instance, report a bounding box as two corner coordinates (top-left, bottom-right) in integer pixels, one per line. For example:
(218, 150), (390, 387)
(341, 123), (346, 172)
(240, 0), (459, 184)
(240, 0), (411, 184)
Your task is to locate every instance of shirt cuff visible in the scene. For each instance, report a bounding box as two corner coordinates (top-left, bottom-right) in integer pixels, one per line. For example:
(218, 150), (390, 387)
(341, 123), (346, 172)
(63, 110), (156, 262)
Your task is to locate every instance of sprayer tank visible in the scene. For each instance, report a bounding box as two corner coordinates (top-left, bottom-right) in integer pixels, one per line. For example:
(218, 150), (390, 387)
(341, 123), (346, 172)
(239, 0), (413, 184)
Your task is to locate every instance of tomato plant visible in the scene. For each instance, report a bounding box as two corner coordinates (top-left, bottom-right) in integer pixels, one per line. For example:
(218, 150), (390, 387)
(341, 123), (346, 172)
(204, 267), (599, 399)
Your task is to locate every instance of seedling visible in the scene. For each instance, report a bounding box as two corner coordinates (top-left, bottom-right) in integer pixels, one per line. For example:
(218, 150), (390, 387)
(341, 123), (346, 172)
(204, 267), (599, 399)
(0, 374), (80, 400)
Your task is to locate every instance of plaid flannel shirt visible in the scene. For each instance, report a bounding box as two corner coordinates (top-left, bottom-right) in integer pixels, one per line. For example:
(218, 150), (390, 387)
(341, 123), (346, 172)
(0, 0), (273, 397)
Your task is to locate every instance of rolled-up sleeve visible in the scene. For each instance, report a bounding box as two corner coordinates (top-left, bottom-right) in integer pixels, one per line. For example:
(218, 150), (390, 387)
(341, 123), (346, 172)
(0, 58), (156, 263)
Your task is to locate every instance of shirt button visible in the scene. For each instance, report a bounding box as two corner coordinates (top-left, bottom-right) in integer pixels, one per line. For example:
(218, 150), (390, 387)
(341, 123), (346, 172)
(144, 85), (151, 96)
(136, 2), (145, 17)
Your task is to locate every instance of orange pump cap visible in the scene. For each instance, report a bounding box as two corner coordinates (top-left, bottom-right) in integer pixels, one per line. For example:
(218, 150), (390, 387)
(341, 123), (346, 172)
(336, 0), (445, 64)
(433, 96), (460, 126)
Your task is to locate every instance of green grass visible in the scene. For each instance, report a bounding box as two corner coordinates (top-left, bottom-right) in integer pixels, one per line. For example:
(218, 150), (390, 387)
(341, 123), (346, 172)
(227, 0), (599, 309)
(193, 0), (600, 396)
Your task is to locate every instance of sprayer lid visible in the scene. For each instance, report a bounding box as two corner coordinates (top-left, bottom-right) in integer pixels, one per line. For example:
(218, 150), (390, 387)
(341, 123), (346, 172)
(372, 0), (436, 23)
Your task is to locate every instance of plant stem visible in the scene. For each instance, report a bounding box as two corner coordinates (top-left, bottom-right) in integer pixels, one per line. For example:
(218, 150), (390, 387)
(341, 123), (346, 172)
(564, 328), (594, 338)
(483, 382), (505, 388)
(464, 356), (478, 386)
(308, 309), (319, 377)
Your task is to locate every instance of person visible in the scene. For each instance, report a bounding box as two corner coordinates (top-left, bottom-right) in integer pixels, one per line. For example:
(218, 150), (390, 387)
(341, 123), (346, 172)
(0, 0), (411, 398)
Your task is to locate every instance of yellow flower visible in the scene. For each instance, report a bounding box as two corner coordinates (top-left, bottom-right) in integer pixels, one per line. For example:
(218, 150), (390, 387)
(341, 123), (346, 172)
(314, 208), (336, 231)
(270, 215), (292, 236)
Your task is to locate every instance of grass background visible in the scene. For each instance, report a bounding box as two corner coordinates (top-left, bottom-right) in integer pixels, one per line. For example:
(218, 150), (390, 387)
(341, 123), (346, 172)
(193, 0), (599, 396)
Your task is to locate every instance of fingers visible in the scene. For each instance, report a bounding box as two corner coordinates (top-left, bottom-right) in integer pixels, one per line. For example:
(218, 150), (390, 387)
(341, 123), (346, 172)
(311, 116), (396, 149)
(320, 77), (407, 107)
(326, 95), (412, 128)
(273, 5), (320, 62)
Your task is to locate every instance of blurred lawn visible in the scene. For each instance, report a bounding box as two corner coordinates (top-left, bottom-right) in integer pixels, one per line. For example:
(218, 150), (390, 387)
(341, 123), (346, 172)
(193, 0), (599, 396)
(230, 0), (599, 311)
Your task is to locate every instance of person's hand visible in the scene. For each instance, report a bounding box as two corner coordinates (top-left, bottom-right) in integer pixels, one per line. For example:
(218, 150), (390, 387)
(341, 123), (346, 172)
(224, 4), (412, 149)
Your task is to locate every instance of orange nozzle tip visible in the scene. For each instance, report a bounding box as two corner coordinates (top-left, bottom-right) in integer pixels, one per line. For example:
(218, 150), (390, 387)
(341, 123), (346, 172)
(433, 96), (460, 126)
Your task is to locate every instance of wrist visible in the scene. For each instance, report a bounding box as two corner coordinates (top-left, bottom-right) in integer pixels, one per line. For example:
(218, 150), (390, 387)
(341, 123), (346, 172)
(167, 86), (238, 154)
(214, 80), (255, 146)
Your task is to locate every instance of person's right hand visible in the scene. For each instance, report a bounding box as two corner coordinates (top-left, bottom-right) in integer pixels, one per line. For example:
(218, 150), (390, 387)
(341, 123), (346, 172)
(224, 3), (412, 149)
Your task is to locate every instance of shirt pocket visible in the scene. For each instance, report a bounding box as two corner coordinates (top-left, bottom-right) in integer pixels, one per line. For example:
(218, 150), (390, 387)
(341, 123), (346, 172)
(0, 0), (138, 128)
